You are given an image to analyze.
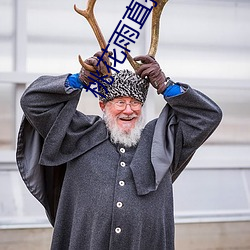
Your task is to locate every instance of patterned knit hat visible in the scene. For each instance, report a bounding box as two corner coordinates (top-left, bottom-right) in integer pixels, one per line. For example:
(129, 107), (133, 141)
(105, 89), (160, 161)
(99, 69), (149, 103)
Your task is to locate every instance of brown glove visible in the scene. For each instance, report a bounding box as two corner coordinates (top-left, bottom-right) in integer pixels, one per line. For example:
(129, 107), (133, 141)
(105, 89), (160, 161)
(79, 51), (110, 85)
(134, 55), (167, 94)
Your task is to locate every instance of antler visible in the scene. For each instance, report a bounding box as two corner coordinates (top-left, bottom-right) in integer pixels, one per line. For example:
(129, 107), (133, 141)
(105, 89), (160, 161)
(74, 0), (111, 75)
(126, 0), (169, 70)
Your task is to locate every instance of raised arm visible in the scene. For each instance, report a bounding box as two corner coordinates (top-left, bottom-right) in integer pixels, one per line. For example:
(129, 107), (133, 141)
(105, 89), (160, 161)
(165, 84), (222, 181)
(21, 51), (109, 139)
(134, 55), (222, 181)
(20, 74), (81, 139)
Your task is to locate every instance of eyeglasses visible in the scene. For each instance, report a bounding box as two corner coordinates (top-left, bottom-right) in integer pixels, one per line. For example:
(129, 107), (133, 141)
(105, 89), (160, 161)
(109, 100), (142, 111)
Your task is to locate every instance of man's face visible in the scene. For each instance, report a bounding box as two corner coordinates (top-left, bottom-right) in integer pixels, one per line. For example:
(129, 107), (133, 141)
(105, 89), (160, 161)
(99, 96), (142, 134)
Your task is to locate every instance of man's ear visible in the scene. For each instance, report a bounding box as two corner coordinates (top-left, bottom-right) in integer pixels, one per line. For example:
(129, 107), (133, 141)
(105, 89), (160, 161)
(99, 101), (106, 111)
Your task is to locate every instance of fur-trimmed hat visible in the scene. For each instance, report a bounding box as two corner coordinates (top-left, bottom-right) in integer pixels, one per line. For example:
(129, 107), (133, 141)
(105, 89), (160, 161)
(99, 69), (149, 103)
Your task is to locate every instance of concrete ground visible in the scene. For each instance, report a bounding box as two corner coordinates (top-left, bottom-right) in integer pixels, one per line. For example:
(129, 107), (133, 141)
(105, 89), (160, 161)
(0, 221), (250, 250)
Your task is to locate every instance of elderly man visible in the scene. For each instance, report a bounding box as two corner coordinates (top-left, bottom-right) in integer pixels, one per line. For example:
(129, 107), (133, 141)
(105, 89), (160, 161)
(16, 53), (222, 250)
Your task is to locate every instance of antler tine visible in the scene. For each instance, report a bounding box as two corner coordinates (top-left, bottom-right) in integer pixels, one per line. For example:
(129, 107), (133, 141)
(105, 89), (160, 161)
(127, 0), (169, 71)
(125, 48), (141, 71)
(148, 0), (168, 57)
(74, 0), (111, 75)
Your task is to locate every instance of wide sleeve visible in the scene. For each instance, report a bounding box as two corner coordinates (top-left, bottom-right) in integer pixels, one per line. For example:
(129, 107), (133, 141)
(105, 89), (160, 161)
(165, 84), (223, 182)
(20, 74), (81, 139)
(20, 74), (108, 166)
(17, 74), (108, 225)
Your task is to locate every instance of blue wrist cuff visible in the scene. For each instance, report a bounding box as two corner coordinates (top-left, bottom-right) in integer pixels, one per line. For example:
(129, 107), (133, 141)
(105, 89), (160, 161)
(66, 73), (84, 89)
(163, 84), (182, 97)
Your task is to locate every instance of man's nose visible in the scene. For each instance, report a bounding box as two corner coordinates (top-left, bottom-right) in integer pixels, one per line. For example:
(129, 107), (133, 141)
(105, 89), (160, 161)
(122, 104), (134, 115)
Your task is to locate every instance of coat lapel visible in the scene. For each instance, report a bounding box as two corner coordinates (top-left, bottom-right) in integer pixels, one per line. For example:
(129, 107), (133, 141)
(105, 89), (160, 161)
(130, 105), (177, 196)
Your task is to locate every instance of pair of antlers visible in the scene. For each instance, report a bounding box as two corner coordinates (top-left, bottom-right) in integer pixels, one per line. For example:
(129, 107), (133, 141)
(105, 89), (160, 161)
(74, 0), (168, 74)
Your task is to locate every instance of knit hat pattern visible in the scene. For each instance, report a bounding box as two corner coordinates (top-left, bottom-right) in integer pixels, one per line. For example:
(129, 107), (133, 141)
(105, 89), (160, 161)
(99, 69), (149, 103)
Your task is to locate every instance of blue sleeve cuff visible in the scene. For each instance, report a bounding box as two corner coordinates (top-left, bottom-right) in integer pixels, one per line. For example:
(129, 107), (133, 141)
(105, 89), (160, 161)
(66, 73), (85, 89)
(163, 84), (182, 97)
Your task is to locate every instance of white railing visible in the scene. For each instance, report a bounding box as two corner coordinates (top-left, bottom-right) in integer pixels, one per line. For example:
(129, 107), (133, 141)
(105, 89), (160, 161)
(1, 72), (250, 228)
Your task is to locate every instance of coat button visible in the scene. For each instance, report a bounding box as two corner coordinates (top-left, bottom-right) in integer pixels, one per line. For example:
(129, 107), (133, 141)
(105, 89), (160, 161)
(119, 181), (125, 186)
(115, 227), (122, 234)
(120, 162), (126, 167)
(117, 202), (123, 208)
(120, 148), (125, 153)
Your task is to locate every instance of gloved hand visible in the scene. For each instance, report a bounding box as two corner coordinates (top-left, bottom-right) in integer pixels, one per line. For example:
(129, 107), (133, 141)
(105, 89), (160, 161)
(134, 55), (167, 94)
(79, 51), (110, 85)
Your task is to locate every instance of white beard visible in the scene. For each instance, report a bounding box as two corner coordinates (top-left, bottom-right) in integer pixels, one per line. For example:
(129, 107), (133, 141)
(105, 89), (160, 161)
(103, 109), (145, 147)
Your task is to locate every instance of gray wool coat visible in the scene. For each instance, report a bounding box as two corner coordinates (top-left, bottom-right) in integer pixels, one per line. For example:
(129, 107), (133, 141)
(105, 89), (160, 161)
(16, 74), (222, 250)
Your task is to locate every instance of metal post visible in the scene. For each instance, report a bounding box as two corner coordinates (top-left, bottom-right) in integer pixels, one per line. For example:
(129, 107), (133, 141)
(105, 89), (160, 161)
(13, 0), (27, 146)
